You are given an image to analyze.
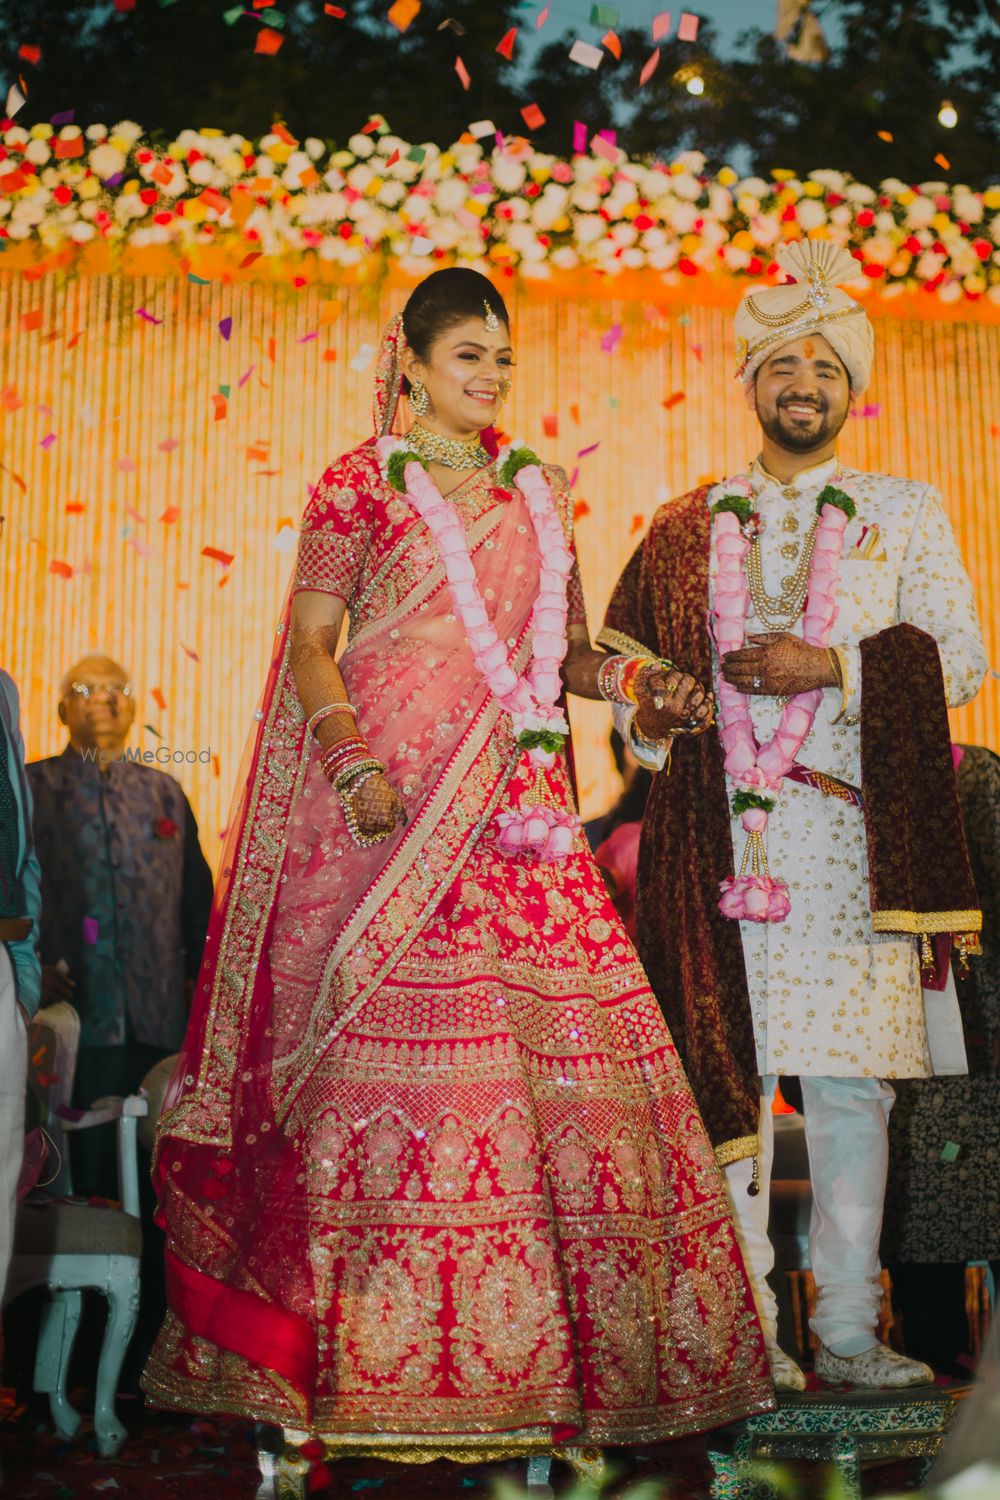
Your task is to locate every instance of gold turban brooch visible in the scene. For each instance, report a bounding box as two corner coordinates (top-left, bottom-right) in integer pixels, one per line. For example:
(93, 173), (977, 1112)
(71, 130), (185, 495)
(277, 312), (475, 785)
(734, 240), (875, 396)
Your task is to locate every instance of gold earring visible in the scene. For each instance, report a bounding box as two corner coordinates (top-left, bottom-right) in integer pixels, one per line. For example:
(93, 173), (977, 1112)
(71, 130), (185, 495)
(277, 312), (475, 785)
(409, 380), (430, 417)
(498, 378), (511, 404)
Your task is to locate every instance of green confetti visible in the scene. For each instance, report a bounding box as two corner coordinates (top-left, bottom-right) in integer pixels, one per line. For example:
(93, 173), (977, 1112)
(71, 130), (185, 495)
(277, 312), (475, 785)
(406, 145), (427, 165)
(590, 3), (619, 25)
(940, 1140), (961, 1162)
(259, 8), (285, 27)
(143, 723), (163, 739)
(219, 384), (231, 398)
(222, 5), (243, 23)
(187, 272), (211, 284)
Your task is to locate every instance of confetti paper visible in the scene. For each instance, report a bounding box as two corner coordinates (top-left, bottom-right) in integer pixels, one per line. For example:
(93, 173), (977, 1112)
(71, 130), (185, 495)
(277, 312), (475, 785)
(202, 546), (234, 567)
(5, 83), (26, 118)
(590, 4), (618, 24)
(218, 316), (233, 340)
(940, 1141), (961, 1162)
(135, 308), (163, 325)
(520, 103), (546, 130)
(180, 642), (201, 662)
(662, 391), (686, 409)
(652, 10), (671, 39)
(934, 153), (950, 170)
(602, 30), (622, 58)
(19, 308), (43, 332)
(590, 133), (618, 163)
(454, 55), (471, 89)
(18, 44), (42, 65)
(677, 10), (699, 40)
(495, 27), (517, 60)
(536, 4), (549, 27)
(255, 26), (284, 54)
(387, 0), (421, 31)
(325, 3), (347, 14)
(877, 130), (894, 143)
(572, 120), (588, 153)
(600, 322), (622, 353)
(469, 119), (496, 138)
(542, 413), (558, 437)
(639, 47), (661, 85)
(349, 343), (376, 372)
(152, 687), (167, 710)
(569, 38), (603, 69)
(577, 441), (600, 458)
(48, 559), (73, 578)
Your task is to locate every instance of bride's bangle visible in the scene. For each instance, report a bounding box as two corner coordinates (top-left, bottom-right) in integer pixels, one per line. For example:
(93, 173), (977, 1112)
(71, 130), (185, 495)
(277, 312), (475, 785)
(597, 653), (672, 707)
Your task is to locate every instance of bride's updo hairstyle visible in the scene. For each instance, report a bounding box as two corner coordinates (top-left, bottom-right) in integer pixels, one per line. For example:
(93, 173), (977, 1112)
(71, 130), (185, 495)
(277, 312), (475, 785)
(401, 269), (510, 394)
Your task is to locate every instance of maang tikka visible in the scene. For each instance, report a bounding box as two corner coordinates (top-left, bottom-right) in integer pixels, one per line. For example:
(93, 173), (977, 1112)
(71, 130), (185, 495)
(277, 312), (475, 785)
(483, 300), (500, 333)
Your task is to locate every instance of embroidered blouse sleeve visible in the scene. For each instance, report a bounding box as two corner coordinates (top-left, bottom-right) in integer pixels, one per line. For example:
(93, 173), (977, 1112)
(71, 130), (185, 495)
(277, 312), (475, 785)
(543, 464), (588, 631)
(292, 462), (375, 605)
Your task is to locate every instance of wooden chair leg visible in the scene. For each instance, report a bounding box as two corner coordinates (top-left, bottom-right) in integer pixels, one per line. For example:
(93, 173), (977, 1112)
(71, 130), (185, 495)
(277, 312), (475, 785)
(35, 1288), (83, 1440)
(92, 1262), (140, 1457)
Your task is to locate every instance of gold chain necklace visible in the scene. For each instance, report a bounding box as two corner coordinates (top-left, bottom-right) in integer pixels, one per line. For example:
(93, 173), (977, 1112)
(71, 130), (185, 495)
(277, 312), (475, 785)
(407, 422), (490, 471)
(744, 463), (842, 629)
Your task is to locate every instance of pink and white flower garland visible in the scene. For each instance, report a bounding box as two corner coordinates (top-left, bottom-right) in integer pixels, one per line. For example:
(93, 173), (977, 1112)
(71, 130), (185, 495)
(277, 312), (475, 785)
(713, 475), (852, 922)
(376, 436), (580, 862)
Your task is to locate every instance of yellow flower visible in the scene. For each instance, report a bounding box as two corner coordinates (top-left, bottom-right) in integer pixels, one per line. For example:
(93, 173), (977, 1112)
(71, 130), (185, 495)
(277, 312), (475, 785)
(982, 188), (1000, 210)
(717, 166), (738, 187)
(200, 128), (224, 138)
(552, 215), (570, 232)
(530, 165), (551, 185)
(268, 141), (292, 165)
(364, 176), (383, 197)
(963, 272), (986, 294)
(669, 162), (686, 176)
(438, 152), (456, 172)
(771, 168), (796, 181)
(896, 189), (916, 206)
(184, 198), (208, 222)
(679, 232), (700, 254)
(732, 230), (755, 251)
(29, 123), (53, 140)
(109, 135), (131, 153)
(78, 177), (100, 200)
(931, 211), (952, 233)
(464, 197), (487, 217)
(802, 181), (824, 198)
(123, 179), (140, 195)
(776, 186), (799, 207)
(220, 152), (245, 177)
(621, 201), (639, 219)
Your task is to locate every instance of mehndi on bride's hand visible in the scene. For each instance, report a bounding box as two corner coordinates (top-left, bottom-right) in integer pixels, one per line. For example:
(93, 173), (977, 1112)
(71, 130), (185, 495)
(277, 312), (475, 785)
(346, 772), (408, 840)
(633, 664), (715, 741)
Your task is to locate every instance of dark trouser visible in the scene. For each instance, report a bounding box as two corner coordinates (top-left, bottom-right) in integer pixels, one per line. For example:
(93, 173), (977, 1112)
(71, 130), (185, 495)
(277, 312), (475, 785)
(888, 1261), (1000, 1377)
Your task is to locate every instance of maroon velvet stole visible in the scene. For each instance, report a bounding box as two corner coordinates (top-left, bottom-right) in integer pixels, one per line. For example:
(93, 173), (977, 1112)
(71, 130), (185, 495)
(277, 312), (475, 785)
(600, 494), (983, 1163)
(600, 488), (760, 1165)
(860, 623), (981, 986)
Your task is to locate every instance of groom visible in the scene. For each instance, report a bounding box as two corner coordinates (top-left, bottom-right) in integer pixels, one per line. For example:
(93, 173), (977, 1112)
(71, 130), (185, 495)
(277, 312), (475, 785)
(599, 242), (986, 1389)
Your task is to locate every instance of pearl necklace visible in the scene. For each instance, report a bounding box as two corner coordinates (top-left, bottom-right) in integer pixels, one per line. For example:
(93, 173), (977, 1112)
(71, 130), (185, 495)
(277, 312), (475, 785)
(406, 422), (490, 471)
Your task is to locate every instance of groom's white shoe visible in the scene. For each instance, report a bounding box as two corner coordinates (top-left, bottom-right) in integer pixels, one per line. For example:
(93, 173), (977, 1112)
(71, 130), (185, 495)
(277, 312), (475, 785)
(815, 1341), (935, 1389)
(766, 1340), (807, 1393)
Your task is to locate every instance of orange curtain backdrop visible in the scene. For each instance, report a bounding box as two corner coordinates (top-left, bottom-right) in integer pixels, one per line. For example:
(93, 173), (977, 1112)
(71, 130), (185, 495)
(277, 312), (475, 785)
(2, 271), (997, 865)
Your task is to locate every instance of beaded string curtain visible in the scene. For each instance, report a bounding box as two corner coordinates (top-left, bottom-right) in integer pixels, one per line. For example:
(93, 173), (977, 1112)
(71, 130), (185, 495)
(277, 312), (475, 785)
(1, 271), (997, 866)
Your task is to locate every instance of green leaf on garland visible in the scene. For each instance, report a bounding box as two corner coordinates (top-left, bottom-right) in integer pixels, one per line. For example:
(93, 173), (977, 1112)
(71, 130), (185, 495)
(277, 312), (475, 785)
(712, 493), (753, 525)
(517, 727), (566, 754)
(386, 449), (427, 493)
(816, 484), (857, 520)
(731, 789), (775, 815)
(499, 446), (541, 488)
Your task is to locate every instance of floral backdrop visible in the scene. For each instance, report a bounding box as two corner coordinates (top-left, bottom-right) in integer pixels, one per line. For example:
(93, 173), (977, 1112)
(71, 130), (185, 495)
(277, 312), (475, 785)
(1, 119), (998, 306)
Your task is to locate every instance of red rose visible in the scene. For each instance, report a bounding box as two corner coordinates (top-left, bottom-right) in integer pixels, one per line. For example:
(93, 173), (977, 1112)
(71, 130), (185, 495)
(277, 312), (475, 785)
(154, 817), (180, 841)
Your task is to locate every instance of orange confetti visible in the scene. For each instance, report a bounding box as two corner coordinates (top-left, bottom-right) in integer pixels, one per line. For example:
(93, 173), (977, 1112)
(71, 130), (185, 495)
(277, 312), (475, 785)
(318, 300), (341, 326)
(64, 501), (86, 514)
(662, 391), (686, 409)
(639, 47), (661, 85)
(387, 0), (420, 31)
(151, 687), (167, 711)
(934, 153), (950, 170)
(160, 506), (181, 524)
(877, 130), (894, 143)
(629, 513), (645, 535)
(520, 103), (546, 131)
(602, 30), (621, 59)
(66, 329), (86, 349)
(1, 385), (22, 411)
(496, 27), (517, 60)
(48, 559), (73, 578)
(267, 336), (277, 362)
(212, 754), (221, 778)
(151, 162), (173, 186)
(322, 348), (338, 363)
(254, 26), (284, 54)
(19, 308), (43, 332)
(272, 121), (298, 145)
(17, 44), (41, 64)
(53, 134), (84, 159)
(247, 446), (270, 462)
(569, 404), (580, 423)
(574, 500), (591, 521)
(211, 393), (228, 421)
(455, 55), (471, 90)
(324, 3), (346, 13)
(202, 546), (235, 567)
(542, 413), (558, 437)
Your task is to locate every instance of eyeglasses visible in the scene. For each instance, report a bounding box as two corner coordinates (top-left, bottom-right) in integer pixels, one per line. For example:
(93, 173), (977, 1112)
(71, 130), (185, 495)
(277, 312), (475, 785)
(67, 681), (132, 703)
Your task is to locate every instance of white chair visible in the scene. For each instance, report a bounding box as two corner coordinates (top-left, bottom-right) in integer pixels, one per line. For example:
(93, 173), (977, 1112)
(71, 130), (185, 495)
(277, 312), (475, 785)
(4, 1001), (148, 1457)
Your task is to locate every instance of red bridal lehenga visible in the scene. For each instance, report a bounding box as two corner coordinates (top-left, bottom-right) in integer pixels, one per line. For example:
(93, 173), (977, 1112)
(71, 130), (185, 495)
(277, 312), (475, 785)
(143, 317), (772, 1459)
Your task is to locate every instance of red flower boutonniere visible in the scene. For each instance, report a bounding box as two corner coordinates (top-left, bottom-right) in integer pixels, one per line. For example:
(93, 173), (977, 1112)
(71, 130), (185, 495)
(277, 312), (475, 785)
(154, 816), (180, 841)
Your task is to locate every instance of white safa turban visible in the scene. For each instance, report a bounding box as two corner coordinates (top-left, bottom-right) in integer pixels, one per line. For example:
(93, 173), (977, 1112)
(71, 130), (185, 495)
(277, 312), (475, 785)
(734, 241), (875, 395)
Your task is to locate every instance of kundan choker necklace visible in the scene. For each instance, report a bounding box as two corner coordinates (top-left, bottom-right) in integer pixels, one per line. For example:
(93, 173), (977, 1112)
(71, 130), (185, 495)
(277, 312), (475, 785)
(406, 423), (490, 471)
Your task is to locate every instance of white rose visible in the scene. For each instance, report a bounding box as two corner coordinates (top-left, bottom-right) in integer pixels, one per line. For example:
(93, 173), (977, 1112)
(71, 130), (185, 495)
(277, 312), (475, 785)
(492, 156), (526, 194)
(640, 227), (667, 250)
(880, 178), (907, 196)
(751, 212), (781, 247)
(809, 169), (846, 192)
(670, 172), (702, 202)
(377, 180), (406, 208)
(738, 176), (769, 198)
(70, 220), (96, 243)
(736, 193), (761, 217)
(905, 197), (936, 228)
(722, 244), (752, 270)
(89, 143), (127, 179)
(111, 120), (143, 145)
(953, 189), (982, 224)
(676, 150), (706, 175)
(434, 177), (466, 213)
(865, 236), (895, 266)
(574, 214), (606, 246)
(189, 159), (218, 187)
(347, 133), (375, 159)
(346, 163), (374, 194)
(610, 221), (638, 246)
(4, 127), (29, 149)
(708, 185), (733, 219)
(505, 196), (529, 221)
(620, 246), (645, 268)
(845, 182), (876, 204)
(550, 246), (579, 269)
(570, 188), (601, 212)
(669, 202), (698, 234)
(161, 165), (188, 198)
(85, 124), (109, 143)
(938, 280), (962, 304)
(916, 251), (946, 278)
(647, 244), (680, 270)
(918, 180), (947, 196)
(24, 139), (51, 166)
(304, 137), (326, 162)
(505, 222), (537, 254)
(796, 199), (828, 231)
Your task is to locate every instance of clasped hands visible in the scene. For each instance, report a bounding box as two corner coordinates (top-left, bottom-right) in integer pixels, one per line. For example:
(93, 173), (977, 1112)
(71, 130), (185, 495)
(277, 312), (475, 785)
(633, 663), (715, 742)
(720, 632), (838, 698)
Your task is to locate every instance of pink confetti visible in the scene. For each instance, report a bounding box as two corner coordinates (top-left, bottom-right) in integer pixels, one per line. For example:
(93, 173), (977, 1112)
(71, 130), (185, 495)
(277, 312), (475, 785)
(40, 432), (57, 449)
(238, 365), (256, 387)
(218, 316), (233, 341)
(135, 308), (163, 325)
(298, 331), (318, 343)
(117, 457), (137, 473)
(600, 323), (623, 353)
(591, 134), (618, 162)
(677, 10), (699, 40)
(652, 10), (671, 40)
(180, 642), (201, 663)
(455, 55), (471, 90)
(577, 441), (600, 458)
(536, 3), (549, 26)
(639, 47), (661, 85)
(159, 437), (179, 452)
(83, 917), (99, 945)
(573, 120), (588, 154)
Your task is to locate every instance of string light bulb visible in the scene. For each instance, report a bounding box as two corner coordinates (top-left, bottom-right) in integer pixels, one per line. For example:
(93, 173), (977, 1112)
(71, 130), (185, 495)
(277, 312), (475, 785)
(938, 100), (958, 129)
(686, 72), (705, 95)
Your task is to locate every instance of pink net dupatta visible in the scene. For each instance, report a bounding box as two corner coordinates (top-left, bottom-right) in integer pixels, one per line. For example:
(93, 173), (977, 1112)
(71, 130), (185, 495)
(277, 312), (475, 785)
(147, 369), (541, 1419)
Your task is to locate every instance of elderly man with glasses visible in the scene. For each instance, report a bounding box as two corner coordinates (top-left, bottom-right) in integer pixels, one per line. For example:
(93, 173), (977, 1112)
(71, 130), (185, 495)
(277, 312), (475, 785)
(27, 656), (213, 1200)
